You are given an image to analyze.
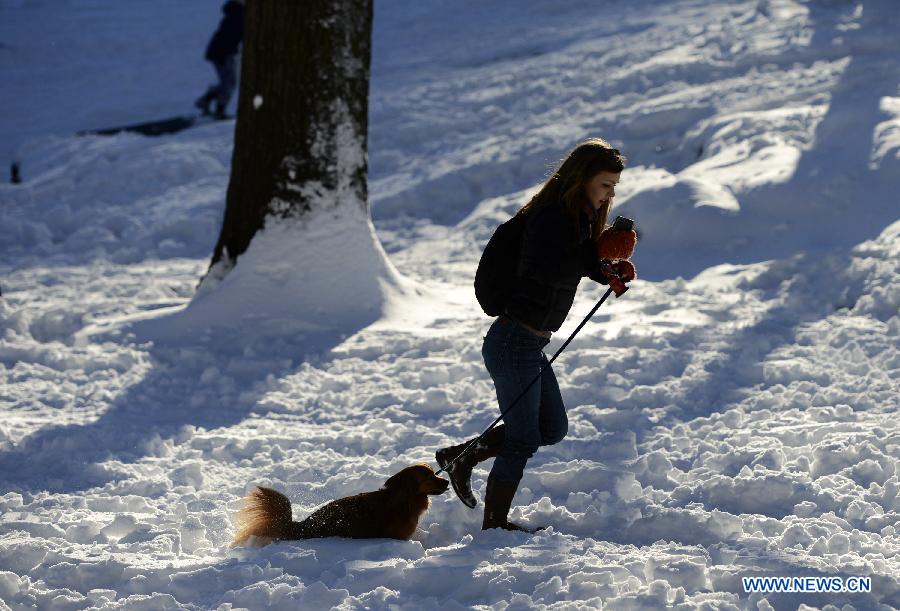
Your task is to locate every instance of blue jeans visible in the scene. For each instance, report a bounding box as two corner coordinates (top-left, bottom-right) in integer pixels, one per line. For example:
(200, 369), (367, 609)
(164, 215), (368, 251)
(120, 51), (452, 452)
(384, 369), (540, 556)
(212, 55), (237, 108)
(482, 317), (567, 483)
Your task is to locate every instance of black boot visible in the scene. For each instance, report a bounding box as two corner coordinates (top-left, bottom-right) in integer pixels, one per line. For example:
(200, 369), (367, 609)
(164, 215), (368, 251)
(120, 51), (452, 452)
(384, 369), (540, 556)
(436, 425), (505, 508)
(481, 476), (542, 533)
(212, 101), (228, 120)
(194, 90), (215, 115)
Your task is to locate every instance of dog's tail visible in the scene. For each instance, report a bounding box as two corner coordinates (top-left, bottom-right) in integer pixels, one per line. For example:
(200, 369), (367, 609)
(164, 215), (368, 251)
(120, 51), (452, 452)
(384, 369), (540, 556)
(232, 486), (305, 546)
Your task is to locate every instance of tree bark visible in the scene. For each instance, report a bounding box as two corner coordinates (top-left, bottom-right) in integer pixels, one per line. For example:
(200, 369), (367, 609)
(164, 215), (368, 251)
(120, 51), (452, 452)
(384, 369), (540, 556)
(209, 0), (373, 270)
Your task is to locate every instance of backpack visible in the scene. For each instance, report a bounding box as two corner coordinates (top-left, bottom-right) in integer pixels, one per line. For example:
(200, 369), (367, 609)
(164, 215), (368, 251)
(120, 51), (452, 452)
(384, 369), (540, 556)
(474, 212), (527, 316)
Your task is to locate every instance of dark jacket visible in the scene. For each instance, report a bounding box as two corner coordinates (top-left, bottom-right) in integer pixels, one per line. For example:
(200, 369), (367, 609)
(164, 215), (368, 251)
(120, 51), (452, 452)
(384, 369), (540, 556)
(505, 201), (606, 332)
(205, 1), (244, 63)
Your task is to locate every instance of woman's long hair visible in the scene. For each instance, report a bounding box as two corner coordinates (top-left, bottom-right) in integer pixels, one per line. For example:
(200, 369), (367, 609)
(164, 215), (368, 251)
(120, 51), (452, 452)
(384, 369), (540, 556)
(520, 138), (627, 239)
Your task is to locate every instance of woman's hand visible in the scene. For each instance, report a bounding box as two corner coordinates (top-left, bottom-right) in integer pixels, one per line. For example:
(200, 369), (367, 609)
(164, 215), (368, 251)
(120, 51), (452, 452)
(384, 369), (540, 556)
(596, 228), (636, 260)
(595, 259), (636, 296)
(609, 259), (636, 282)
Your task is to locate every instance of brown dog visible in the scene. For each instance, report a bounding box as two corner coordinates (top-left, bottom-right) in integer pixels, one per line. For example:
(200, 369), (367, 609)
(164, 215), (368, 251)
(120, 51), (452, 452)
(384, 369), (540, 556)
(232, 464), (449, 545)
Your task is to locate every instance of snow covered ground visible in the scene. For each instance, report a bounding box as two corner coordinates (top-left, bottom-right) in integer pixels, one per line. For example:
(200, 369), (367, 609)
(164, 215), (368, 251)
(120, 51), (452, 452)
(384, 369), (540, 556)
(1, 0), (899, 609)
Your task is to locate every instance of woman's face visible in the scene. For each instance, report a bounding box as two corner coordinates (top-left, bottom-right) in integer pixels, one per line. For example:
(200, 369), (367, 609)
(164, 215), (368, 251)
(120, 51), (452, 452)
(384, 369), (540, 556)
(584, 171), (621, 210)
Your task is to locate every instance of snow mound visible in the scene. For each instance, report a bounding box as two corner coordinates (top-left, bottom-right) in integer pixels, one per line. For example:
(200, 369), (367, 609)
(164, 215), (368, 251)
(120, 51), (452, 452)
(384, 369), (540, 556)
(1, 125), (232, 266)
(133, 205), (449, 352)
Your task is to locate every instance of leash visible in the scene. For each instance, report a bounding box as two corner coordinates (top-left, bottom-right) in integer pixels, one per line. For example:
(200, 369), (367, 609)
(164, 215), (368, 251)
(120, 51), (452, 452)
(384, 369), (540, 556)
(437, 264), (628, 476)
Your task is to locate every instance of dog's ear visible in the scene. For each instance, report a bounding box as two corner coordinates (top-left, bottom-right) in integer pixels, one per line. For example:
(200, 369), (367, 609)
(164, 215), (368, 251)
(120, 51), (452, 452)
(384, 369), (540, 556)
(385, 465), (432, 493)
(384, 469), (414, 492)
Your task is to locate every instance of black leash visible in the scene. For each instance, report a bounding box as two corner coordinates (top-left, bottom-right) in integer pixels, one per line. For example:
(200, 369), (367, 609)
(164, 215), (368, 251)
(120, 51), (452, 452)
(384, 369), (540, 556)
(437, 272), (626, 476)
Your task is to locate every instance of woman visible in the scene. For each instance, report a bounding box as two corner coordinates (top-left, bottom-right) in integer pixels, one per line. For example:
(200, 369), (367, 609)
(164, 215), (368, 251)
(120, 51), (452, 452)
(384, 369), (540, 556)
(436, 138), (637, 532)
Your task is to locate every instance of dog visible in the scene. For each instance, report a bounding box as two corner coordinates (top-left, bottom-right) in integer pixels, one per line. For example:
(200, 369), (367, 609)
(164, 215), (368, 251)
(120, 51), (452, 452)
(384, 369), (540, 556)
(232, 464), (449, 545)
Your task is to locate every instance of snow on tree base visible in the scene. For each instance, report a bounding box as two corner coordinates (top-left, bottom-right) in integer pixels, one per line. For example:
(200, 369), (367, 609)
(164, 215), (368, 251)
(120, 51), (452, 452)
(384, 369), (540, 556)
(142, 205), (434, 352)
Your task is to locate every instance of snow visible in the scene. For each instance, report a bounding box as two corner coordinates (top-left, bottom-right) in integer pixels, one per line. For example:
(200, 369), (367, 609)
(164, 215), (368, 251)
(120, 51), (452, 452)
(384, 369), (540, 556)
(1, 0), (899, 609)
(169, 207), (433, 351)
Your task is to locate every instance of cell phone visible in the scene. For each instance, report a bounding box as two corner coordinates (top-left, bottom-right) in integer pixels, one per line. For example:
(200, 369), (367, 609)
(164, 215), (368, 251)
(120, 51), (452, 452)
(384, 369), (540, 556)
(612, 215), (634, 231)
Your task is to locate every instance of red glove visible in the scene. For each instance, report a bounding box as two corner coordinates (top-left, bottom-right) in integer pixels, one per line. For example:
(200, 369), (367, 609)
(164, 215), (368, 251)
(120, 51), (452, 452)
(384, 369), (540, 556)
(596, 259), (636, 297)
(610, 259), (636, 282)
(596, 228), (636, 260)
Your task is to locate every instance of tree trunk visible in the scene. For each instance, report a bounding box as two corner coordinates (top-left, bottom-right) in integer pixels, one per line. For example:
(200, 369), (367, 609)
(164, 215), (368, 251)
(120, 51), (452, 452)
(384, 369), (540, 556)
(209, 0), (373, 271)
